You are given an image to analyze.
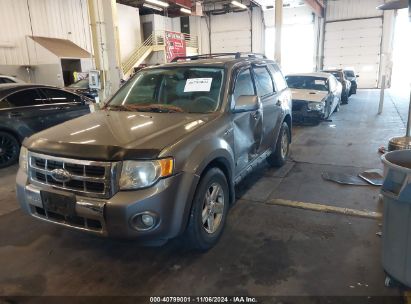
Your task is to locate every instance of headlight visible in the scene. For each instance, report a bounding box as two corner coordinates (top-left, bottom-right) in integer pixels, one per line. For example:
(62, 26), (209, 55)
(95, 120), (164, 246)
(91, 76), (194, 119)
(119, 158), (174, 190)
(307, 102), (325, 111)
(19, 146), (28, 173)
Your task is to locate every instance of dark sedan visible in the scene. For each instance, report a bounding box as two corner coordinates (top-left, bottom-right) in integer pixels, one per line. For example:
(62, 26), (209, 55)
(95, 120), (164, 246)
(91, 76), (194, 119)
(0, 84), (92, 168)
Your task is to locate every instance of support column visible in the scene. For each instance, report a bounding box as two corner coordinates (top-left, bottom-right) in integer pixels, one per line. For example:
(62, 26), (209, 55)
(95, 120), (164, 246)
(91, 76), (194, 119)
(88, 0), (122, 102)
(274, 0), (283, 65)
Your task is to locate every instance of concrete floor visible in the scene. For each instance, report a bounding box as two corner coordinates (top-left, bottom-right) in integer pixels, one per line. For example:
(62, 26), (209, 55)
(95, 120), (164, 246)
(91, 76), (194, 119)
(0, 89), (408, 300)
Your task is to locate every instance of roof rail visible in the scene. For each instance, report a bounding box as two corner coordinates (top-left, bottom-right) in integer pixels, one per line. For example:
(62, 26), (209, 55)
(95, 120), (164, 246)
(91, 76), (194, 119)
(171, 52), (267, 62)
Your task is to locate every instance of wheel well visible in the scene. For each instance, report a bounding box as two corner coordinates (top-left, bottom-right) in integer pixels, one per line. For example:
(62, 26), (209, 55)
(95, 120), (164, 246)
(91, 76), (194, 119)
(201, 157), (234, 205)
(0, 128), (21, 144)
(283, 115), (292, 142)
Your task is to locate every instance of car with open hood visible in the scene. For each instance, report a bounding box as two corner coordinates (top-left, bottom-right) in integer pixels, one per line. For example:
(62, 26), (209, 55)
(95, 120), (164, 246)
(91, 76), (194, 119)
(286, 72), (342, 124)
(16, 53), (292, 250)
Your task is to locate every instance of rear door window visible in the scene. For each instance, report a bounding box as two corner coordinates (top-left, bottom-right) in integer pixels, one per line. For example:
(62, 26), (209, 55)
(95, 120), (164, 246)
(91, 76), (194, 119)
(253, 66), (274, 97)
(6, 89), (44, 107)
(41, 89), (82, 104)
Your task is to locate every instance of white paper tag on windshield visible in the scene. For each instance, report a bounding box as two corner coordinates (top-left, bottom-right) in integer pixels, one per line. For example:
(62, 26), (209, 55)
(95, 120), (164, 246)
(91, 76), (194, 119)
(315, 80), (326, 85)
(184, 78), (213, 92)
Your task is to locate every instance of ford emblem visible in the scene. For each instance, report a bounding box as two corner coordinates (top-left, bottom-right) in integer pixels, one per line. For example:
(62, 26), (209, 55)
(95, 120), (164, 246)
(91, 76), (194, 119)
(50, 169), (72, 183)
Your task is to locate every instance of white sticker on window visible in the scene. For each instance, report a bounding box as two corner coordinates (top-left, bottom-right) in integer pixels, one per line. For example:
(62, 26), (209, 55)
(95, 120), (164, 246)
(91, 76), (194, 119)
(184, 78), (213, 92)
(315, 80), (326, 85)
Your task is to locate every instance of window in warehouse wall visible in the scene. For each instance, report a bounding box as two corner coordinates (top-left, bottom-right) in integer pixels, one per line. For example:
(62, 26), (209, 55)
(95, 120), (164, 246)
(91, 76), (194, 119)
(391, 9), (411, 90)
(265, 23), (315, 74)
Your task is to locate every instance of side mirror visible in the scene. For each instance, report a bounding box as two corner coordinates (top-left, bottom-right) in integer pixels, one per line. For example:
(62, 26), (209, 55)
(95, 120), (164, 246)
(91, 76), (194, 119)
(233, 95), (260, 113)
(356, 75), (360, 78)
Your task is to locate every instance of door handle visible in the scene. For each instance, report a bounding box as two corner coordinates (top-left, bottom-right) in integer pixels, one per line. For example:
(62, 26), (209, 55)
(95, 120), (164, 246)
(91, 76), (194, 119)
(251, 112), (259, 119)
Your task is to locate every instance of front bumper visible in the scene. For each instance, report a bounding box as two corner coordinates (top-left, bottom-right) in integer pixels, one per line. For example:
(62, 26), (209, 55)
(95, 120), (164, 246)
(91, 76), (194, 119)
(292, 101), (324, 123)
(16, 169), (199, 240)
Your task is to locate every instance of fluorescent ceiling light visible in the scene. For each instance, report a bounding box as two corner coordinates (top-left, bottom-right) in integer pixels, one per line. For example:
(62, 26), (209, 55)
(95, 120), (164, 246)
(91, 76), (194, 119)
(143, 3), (163, 11)
(145, 0), (169, 8)
(231, 0), (247, 9)
(180, 7), (192, 14)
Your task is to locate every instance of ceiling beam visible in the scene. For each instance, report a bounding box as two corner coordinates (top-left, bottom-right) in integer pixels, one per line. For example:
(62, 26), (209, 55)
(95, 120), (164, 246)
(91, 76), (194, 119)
(304, 0), (324, 17)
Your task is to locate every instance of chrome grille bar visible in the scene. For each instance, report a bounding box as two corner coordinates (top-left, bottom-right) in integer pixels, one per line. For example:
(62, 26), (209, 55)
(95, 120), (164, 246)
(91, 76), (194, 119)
(28, 152), (117, 199)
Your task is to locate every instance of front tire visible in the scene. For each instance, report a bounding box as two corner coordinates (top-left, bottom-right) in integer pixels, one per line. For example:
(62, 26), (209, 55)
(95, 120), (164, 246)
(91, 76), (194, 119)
(186, 168), (229, 251)
(0, 131), (20, 169)
(267, 122), (290, 167)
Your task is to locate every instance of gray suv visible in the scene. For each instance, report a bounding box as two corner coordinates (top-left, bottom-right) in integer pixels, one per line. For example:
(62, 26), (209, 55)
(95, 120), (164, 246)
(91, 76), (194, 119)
(16, 53), (292, 250)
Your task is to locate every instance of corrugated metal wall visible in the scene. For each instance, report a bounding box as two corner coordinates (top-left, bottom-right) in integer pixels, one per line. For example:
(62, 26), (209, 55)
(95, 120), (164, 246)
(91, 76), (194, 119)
(0, 0), (91, 66)
(324, 0), (387, 88)
(209, 7), (264, 54)
(326, 0), (384, 21)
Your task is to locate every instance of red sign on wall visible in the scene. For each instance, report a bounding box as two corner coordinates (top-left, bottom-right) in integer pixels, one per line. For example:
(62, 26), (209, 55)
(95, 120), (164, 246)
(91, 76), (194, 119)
(165, 31), (186, 63)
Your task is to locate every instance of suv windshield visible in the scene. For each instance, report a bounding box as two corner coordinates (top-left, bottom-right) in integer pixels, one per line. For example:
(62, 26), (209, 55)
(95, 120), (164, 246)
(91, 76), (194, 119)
(107, 67), (225, 113)
(286, 76), (328, 91)
(69, 79), (89, 89)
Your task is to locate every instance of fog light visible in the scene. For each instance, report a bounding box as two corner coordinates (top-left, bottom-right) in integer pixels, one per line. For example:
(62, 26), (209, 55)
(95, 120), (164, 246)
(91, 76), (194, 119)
(142, 214), (154, 227)
(129, 212), (158, 231)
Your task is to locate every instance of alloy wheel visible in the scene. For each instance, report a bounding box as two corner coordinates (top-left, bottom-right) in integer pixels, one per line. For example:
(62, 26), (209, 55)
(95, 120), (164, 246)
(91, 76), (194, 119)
(0, 133), (18, 167)
(280, 128), (289, 159)
(201, 182), (225, 234)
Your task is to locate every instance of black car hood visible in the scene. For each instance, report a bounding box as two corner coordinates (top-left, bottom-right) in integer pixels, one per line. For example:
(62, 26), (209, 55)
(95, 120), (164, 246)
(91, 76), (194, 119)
(25, 110), (214, 161)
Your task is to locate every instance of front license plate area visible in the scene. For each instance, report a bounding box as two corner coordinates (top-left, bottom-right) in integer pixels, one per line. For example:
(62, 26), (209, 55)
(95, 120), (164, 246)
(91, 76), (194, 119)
(40, 191), (76, 216)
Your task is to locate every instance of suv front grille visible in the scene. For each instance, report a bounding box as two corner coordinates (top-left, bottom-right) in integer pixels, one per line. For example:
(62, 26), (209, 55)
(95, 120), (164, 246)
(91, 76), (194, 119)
(28, 152), (116, 198)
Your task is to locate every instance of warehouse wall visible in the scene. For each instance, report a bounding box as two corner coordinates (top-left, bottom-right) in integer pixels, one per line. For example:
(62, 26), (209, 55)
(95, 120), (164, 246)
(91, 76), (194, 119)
(324, 0), (395, 88)
(140, 14), (181, 34)
(117, 4), (142, 63)
(0, 0), (91, 66)
(326, 0), (383, 21)
(195, 6), (264, 55)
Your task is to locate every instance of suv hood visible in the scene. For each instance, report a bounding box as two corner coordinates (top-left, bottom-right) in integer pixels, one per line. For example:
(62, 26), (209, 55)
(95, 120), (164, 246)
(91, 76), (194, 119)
(25, 110), (215, 161)
(291, 89), (328, 103)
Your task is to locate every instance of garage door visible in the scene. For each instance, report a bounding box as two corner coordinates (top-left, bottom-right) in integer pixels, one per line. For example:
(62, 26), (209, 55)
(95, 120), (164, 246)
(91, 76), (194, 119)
(324, 18), (383, 88)
(210, 12), (251, 53)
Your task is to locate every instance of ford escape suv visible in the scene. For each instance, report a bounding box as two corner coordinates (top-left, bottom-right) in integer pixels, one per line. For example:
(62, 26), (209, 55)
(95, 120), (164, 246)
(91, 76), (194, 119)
(16, 53), (292, 250)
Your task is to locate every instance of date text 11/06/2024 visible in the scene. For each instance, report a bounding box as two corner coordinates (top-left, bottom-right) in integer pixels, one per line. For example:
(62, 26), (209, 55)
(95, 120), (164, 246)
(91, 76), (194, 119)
(150, 297), (258, 303)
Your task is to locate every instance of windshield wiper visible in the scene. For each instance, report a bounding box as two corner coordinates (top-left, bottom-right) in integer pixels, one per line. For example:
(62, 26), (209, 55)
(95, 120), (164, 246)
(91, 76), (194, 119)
(105, 104), (184, 113)
(130, 104), (184, 113)
(104, 104), (135, 111)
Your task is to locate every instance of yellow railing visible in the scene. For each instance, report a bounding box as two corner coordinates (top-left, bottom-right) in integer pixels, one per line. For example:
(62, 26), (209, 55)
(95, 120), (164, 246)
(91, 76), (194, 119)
(121, 31), (199, 76)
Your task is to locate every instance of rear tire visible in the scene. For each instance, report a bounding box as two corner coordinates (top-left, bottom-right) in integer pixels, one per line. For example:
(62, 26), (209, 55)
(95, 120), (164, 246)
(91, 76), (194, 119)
(267, 122), (290, 167)
(186, 168), (229, 251)
(0, 131), (20, 169)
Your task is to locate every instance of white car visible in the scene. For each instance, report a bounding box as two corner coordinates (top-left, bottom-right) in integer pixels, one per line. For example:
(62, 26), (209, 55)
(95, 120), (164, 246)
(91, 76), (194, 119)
(0, 75), (25, 84)
(286, 72), (342, 124)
